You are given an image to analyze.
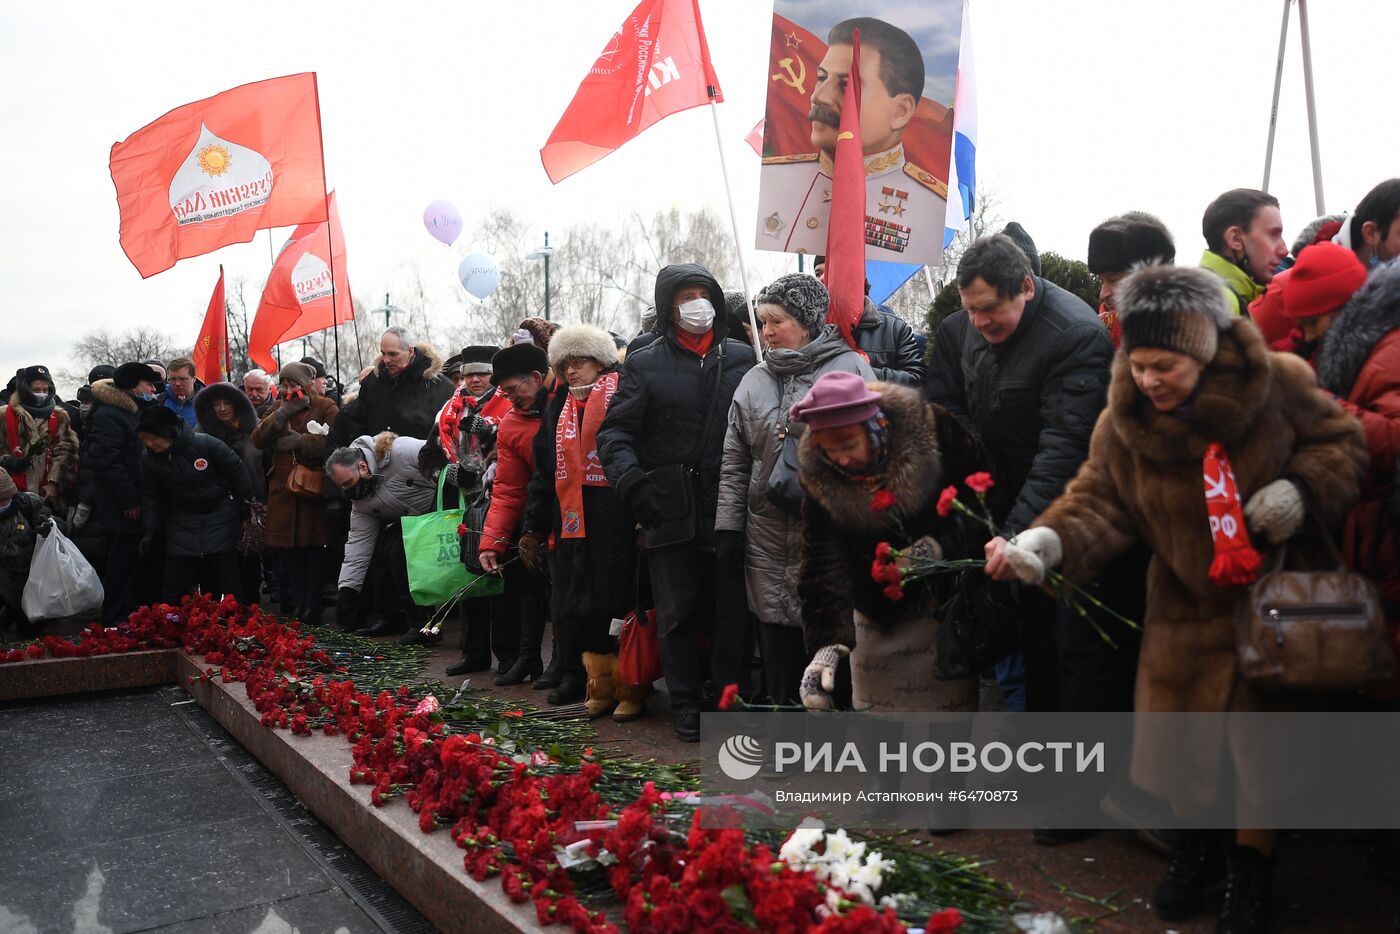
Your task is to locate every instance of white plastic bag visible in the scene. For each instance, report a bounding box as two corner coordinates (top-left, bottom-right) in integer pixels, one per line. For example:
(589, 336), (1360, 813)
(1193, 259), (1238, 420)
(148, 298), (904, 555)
(22, 526), (104, 620)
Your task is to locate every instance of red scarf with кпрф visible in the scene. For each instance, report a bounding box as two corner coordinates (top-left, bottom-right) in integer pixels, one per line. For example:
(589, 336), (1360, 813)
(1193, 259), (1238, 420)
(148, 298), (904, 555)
(554, 372), (619, 539)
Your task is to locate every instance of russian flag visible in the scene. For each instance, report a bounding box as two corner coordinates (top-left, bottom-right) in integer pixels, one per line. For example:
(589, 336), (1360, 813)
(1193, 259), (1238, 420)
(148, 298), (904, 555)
(943, 0), (977, 250)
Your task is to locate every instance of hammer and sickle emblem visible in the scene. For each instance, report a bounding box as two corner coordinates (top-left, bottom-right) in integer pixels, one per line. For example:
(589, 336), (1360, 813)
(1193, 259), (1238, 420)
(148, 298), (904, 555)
(771, 57), (806, 94)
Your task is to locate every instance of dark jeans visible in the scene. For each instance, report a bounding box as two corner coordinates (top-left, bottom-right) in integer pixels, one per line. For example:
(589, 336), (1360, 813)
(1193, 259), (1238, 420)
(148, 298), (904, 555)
(235, 552), (261, 606)
(758, 623), (807, 708)
(499, 558), (547, 661)
(648, 544), (717, 713)
(457, 594), (493, 660)
(101, 533), (142, 625)
(711, 563), (759, 700)
(281, 546), (327, 610)
(162, 553), (239, 603)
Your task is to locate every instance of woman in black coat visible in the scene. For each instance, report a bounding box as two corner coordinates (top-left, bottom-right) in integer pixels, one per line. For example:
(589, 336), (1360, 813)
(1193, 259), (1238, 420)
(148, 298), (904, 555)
(195, 383), (266, 605)
(521, 325), (643, 719)
(135, 406), (253, 603)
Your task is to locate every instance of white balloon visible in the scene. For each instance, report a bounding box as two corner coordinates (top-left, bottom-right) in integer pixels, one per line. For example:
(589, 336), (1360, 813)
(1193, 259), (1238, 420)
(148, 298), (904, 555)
(423, 199), (463, 246)
(457, 252), (500, 300)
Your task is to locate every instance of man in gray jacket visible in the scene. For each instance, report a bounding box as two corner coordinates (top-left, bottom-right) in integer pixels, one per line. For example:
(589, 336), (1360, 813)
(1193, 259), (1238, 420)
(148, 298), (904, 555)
(327, 432), (437, 636)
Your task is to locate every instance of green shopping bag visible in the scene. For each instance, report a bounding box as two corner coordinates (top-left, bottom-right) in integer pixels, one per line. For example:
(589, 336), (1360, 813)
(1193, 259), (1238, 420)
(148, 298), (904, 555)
(402, 471), (505, 606)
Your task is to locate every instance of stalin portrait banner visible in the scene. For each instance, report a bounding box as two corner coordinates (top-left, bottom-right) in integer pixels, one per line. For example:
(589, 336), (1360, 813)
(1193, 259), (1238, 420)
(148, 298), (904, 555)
(754, 2), (962, 265)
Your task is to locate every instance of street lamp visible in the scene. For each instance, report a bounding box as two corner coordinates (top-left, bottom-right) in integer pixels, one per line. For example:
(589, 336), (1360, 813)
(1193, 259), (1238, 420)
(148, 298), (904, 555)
(527, 232), (557, 321)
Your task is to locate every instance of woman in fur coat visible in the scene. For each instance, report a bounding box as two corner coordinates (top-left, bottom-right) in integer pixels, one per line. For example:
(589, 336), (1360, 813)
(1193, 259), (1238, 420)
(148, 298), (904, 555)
(792, 371), (989, 714)
(990, 265), (1367, 933)
(520, 325), (644, 720)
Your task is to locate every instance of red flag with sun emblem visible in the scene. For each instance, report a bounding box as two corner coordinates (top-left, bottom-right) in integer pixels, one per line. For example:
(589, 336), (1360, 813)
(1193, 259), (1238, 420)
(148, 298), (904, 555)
(109, 73), (328, 278)
(191, 267), (229, 385)
(540, 0), (722, 184)
(247, 191), (352, 372)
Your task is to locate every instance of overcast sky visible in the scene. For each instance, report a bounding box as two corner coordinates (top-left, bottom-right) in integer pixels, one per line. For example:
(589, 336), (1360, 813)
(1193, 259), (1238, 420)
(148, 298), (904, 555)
(2, 0), (1395, 392)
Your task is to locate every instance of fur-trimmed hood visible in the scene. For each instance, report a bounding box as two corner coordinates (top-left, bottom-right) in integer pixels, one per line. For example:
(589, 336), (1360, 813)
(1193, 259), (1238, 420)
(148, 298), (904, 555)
(89, 378), (138, 414)
(376, 342), (445, 383)
(797, 382), (942, 534)
(194, 382), (258, 437)
(547, 324), (621, 376)
(1316, 260), (1400, 398)
(349, 431), (399, 474)
(1106, 317), (1275, 463)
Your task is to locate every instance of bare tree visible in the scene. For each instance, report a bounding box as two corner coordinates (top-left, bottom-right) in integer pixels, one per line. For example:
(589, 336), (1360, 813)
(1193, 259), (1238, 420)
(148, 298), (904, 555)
(64, 328), (185, 384)
(933, 186), (1003, 288)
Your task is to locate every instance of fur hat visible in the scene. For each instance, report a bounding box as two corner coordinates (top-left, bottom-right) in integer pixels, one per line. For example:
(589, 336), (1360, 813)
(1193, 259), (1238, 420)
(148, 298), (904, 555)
(0, 471), (15, 499)
(278, 362), (316, 388)
(1117, 265), (1232, 364)
(757, 273), (829, 335)
(1087, 212), (1176, 275)
(20, 365), (54, 391)
(113, 362), (162, 390)
(790, 371), (883, 429)
(516, 317), (558, 352)
(457, 345), (497, 376)
(136, 404), (184, 440)
(1280, 242), (1367, 320)
(491, 343), (549, 386)
(547, 324), (619, 377)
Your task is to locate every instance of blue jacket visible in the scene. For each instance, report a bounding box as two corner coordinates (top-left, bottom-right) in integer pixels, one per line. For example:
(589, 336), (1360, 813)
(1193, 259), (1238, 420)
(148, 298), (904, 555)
(159, 387), (199, 427)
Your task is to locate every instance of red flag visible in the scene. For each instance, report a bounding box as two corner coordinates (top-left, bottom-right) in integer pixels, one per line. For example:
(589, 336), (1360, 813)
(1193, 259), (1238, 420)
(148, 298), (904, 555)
(247, 191), (351, 372)
(540, 0), (722, 184)
(745, 118), (765, 156)
(825, 30), (865, 351)
(109, 73), (328, 279)
(191, 267), (229, 385)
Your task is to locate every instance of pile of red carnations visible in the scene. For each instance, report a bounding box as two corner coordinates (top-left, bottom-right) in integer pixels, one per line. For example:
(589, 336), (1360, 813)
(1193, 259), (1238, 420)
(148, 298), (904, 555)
(0, 595), (969, 932)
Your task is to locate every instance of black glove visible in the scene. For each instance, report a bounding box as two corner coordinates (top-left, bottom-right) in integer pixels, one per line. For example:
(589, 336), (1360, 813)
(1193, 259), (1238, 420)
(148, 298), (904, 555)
(137, 532), (155, 558)
(0, 455), (32, 473)
(275, 392), (311, 422)
(626, 480), (668, 530)
(463, 413), (496, 439)
(715, 530), (745, 577)
(36, 518), (54, 537)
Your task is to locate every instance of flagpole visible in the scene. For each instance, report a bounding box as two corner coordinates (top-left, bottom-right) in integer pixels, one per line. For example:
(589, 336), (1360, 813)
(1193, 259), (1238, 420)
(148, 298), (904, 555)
(1261, 0), (1291, 191)
(708, 98), (762, 354)
(221, 265), (231, 380)
(310, 73), (342, 393)
(1296, 0), (1325, 214)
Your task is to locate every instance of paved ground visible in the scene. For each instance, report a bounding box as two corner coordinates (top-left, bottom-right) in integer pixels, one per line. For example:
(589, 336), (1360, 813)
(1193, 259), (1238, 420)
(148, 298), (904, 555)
(14, 609), (1399, 932)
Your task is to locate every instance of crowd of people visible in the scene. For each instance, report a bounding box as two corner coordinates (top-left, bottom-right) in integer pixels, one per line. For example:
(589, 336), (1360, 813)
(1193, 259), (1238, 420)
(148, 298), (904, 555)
(5, 178), (1400, 933)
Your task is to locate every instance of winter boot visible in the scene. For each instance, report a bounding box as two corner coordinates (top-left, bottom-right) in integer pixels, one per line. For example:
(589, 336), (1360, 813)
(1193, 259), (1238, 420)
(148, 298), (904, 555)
(612, 682), (651, 723)
(1217, 844), (1274, 934)
(533, 628), (565, 690)
(496, 606), (545, 686)
(1154, 830), (1225, 921)
(582, 652), (619, 719)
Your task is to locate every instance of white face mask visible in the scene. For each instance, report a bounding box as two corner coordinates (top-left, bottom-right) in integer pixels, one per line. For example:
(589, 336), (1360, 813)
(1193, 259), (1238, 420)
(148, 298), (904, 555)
(676, 298), (716, 335)
(31, 392), (48, 403)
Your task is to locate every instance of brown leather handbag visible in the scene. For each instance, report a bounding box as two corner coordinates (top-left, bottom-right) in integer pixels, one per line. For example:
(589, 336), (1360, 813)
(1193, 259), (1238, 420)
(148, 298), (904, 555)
(1235, 521), (1397, 693)
(285, 451), (324, 499)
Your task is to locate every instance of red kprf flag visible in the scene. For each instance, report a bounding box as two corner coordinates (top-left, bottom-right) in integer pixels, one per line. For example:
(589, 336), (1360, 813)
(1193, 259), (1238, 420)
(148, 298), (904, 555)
(540, 0), (722, 184)
(247, 191), (351, 372)
(825, 29), (865, 351)
(109, 73), (328, 278)
(191, 267), (229, 385)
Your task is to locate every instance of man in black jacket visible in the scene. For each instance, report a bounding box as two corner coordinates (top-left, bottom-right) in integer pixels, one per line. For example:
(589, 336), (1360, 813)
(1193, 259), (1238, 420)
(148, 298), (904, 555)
(926, 234), (1113, 713)
(345, 327), (455, 440)
(84, 362), (163, 624)
(136, 406), (253, 602)
(598, 263), (757, 741)
(813, 258), (924, 385)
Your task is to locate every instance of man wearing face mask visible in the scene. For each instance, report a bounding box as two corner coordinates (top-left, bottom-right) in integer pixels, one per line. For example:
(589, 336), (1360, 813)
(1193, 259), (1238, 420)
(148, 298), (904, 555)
(326, 432), (437, 636)
(1199, 188), (1289, 317)
(83, 361), (164, 624)
(598, 263), (757, 742)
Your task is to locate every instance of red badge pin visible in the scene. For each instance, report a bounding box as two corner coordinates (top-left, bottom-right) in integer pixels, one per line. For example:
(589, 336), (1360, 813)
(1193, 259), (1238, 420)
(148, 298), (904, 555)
(193, 458), (209, 471)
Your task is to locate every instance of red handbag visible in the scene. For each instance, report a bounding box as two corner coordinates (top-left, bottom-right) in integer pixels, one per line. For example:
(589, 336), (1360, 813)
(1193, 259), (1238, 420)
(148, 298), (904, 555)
(618, 607), (662, 688)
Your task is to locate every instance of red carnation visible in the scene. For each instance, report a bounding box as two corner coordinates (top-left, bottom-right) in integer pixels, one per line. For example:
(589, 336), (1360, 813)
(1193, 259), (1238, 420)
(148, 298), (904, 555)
(936, 485), (959, 518)
(926, 907), (965, 932)
(874, 541), (892, 560)
(883, 583), (905, 602)
(24, 644), (44, 659)
(718, 683), (741, 711)
(965, 471), (994, 494)
(870, 490), (897, 512)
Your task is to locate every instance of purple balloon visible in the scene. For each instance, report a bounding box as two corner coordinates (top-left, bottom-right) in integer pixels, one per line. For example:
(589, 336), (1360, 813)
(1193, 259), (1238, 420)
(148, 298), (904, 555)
(423, 199), (463, 246)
